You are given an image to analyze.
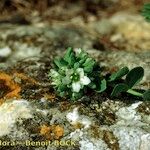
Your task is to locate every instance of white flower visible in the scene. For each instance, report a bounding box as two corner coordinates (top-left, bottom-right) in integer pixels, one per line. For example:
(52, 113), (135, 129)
(72, 82), (81, 92)
(50, 69), (61, 86)
(50, 69), (59, 77)
(72, 68), (91, 92)
(74, 48), (82, 55)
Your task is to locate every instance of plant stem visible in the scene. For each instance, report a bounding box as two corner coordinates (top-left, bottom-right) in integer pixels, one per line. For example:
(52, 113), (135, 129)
(127, 89), (143, 97)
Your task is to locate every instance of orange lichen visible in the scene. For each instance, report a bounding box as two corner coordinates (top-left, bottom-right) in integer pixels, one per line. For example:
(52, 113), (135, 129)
(40, 124), (64, 140)
(53, 125), (64, 140)
(40, 124), (51, 139)
(0, 72), (21, 101)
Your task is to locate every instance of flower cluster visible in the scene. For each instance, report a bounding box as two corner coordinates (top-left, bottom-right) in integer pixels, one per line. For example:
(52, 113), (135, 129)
(49, 48), (102, 100)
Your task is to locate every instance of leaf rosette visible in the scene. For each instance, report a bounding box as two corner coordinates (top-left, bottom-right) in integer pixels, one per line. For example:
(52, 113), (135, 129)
(49, 48), (101, 100)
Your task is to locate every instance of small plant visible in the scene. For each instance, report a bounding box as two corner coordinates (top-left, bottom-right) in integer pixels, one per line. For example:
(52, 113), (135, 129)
(49, 47), (150, 101)
(49, 48), (102, 100)
(142, 3), (150, 22)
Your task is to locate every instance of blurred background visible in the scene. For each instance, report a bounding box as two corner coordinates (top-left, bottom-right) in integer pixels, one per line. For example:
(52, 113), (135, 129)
(0, 0), (149, 24)
(0, 0), (150, 62)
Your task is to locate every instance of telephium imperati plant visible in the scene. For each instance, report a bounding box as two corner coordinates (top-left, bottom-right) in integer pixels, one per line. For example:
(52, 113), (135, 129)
(49, 48), (102, 100)
(49, 47), (150, 101)
(142, 3), (150, 22)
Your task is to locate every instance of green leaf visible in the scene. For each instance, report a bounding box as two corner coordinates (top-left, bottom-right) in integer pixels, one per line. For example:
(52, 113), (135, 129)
(59, 91), (65, 97)
(97, 79), (107, 93)
(99, 79), (107, 92)
(143, 89), (150, 101)
(142, 3), (150, 22)
(111, 83), (129, 97)
(64, 47), (75, 66)
(126, 89), (143, 97)
(74, 62), (80, 69)
(79, 56), (87, 64)
(57, 84), (67, 92)
(77, 50), (88, 60)
(54, 58), (67, 68)
(88, 82), (96, 89)
(83, 58), (94, 66)
(83, 58), (95, 73)
(109, 67), (129, 82)
(71, 92), (83, 101)
(125, 67), (144, 88)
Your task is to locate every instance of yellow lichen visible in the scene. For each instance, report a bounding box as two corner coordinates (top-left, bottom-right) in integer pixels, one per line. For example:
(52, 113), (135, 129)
(40, 124), (51, 139)
(40, 124), (64, 140)
(53, 125), (64, 140)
